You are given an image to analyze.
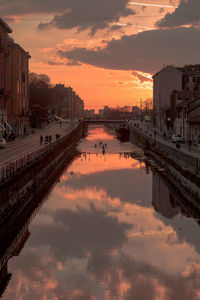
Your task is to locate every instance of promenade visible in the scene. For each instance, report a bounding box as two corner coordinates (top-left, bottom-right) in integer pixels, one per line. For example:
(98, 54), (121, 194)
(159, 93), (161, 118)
(0, 120), (76, 165)
(132, 120), (200, 160)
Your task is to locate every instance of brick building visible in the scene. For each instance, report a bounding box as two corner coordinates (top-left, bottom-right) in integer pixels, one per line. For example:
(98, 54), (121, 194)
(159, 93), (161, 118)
(0, 18), (12, 134)
(6, 41), (31, 135)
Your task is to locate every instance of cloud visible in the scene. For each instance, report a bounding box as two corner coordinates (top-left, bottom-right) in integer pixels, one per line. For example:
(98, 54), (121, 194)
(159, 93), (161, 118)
(131, 71), (152, 83)
(157, 0), (200, 27)
(38, 0), (135, 35)
(57, 27), (200, 73)
(0, 0), (135, 35)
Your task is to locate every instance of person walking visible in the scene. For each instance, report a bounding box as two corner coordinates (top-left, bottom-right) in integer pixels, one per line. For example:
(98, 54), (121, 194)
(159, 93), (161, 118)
(40, 135), (43, 146)
(188, 139), (192, 152)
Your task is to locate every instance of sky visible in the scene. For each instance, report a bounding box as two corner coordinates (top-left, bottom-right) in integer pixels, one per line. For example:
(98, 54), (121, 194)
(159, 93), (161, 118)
(3, 0), (200, 110)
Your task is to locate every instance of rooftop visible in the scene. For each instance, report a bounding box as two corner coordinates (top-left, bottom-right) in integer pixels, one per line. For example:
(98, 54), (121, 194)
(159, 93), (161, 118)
(0, 18), (12, 33)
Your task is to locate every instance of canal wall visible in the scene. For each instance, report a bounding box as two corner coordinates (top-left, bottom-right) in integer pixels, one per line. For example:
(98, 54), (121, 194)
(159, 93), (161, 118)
(130, 126), (200, 201)
(0, 121), (84, 222)
(0, 136), (81, 284)
(0, 121), (83, 186)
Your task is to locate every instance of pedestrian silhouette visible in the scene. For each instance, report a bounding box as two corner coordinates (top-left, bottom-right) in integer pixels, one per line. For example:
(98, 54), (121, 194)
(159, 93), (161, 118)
(40, 135), (43, 146)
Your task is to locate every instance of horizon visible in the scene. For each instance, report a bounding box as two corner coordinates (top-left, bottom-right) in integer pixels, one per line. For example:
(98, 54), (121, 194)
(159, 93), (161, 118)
(3, 0), (200, 109)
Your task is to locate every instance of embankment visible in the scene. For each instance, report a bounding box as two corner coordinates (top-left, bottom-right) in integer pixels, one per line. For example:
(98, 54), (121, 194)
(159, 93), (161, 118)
(130, 126), (200, 201)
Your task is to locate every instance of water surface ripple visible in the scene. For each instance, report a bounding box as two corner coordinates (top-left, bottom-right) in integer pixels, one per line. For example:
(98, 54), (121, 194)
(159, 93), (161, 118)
(3, 125), (200, 300)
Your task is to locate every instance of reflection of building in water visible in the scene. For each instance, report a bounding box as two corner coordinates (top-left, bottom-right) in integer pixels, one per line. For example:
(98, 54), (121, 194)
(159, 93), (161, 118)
(12, 229), (30, 256)
(152, 172), (180, 219)
(0, 229), (30, 298)
(0, 263), (11, 298)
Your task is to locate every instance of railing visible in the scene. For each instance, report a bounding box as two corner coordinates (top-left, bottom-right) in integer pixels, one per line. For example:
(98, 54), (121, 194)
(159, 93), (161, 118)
(130, 125), (200, 170)
(0, 122), (81, 184)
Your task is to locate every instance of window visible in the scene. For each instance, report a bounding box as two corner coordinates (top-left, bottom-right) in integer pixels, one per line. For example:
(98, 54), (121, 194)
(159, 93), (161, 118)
(22, 72), (25, 83)
(193, 77), (196, 82)
(17, 101), (21, 113)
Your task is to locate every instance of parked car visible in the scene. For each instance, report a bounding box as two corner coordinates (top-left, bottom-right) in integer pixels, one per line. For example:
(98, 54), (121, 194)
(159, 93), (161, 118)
(172, 135), (184, 143)
(8, 132), (16, 141)
(0, 138), (7, 149)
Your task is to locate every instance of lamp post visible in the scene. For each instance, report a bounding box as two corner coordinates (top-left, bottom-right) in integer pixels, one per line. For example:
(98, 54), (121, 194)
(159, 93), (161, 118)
(167, 117), (171, 136)
(182, 99), (185, 143)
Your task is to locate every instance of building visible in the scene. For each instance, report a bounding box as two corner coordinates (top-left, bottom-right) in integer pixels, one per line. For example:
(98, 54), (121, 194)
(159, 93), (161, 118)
(53, 84), (84, 121)
(84, 109), (95, 119)
(74, 94), (84, 119)
(0, 18), (12, 135)
(153, 64), (200, 133)
(66, 86), (74, 120)
(153, 65), (182, 131)
(6, 41), (31, 135)
(174, 97), (200, 143)
(132, 106), (141, 118)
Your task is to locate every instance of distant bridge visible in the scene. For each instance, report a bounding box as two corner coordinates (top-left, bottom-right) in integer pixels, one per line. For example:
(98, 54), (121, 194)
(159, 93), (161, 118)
(83, 119), (127, 124)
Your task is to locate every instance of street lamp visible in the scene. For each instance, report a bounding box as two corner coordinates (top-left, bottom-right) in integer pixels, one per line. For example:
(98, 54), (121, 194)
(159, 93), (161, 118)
(182, 99), (185, 143)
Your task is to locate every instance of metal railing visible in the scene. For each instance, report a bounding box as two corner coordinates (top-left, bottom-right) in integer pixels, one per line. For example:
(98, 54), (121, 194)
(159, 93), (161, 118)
(0, 122), (81, 184)
(130, 125), (200, 170)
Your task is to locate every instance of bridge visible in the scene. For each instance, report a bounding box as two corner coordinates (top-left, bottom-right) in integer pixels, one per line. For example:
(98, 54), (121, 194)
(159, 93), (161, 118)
(83, 119), (128, 124)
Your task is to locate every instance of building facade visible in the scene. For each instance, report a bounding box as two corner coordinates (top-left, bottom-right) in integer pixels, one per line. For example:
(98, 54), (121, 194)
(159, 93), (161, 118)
(153, 66), (182, 131)
(6, 41), (31, 135)
(53, 84), (84, 121)
(153, 65), (200, 134)
(0, 18), (12, 134)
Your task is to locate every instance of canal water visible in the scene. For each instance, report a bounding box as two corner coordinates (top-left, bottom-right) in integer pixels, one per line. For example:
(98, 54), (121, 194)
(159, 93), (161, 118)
(3, 125), (200, 300)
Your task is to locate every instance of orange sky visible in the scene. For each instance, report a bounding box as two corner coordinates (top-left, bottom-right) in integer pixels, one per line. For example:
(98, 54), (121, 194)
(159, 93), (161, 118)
(5, 1), (179, 110)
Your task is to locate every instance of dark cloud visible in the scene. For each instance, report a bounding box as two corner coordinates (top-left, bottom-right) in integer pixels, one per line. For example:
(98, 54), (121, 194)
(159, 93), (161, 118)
(1, 0), (135, 35)
(60, 168), (152, 207)
(57, 27), (200, 73)
(157, 0), (200, 27)
(38, 1), (135, 36)
(30, 204), (131, 260)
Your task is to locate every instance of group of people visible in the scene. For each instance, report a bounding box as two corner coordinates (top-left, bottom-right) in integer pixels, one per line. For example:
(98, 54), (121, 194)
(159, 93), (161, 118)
(94, 141), (107, 154)
(40, 133), (61, 146)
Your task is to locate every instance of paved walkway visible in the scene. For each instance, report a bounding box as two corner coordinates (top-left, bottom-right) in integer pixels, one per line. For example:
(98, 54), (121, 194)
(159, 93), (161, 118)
(0, 121), (76, 165)
(131, 120), (200, 160)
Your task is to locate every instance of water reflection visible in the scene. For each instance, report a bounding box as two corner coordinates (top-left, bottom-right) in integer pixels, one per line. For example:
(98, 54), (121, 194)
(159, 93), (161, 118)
(2, 125), (200, 300)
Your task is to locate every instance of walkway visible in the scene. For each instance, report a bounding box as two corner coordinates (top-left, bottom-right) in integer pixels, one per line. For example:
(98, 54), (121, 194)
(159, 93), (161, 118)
(131, 120), (200, 160)
(0, 121), (76, 165)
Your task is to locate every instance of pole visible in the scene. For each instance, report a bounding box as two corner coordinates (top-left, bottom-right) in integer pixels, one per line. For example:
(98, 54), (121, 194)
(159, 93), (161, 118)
(182, 99), (185, 142)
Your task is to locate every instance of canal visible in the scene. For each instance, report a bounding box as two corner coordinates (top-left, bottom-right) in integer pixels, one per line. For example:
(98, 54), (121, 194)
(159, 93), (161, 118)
(2, 125), (200, 299)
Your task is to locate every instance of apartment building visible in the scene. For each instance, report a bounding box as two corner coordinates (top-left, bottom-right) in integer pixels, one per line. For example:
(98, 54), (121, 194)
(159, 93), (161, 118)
(54, 84), (84, 120)
(6, 41), (31, 135)
(0, 18), (12, 134)
(153, 65), (200, 133)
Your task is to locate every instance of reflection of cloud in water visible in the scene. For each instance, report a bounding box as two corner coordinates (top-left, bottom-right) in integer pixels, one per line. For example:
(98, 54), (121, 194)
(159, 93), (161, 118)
(60, 166), (152, 207)
(30, 205), (132, 260)
(4, 187), (200, 299)
(4, 125), (200, 299)
(63, 154), (143, 177)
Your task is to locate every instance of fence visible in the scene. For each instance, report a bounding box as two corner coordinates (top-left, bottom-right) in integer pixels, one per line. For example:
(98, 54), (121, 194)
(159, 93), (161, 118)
(130, 125), (200, 171)
(0, 122), (81, 184)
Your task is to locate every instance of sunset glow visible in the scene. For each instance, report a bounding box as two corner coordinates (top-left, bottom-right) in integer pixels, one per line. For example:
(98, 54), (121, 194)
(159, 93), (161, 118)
(0, 0), (182, 109)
